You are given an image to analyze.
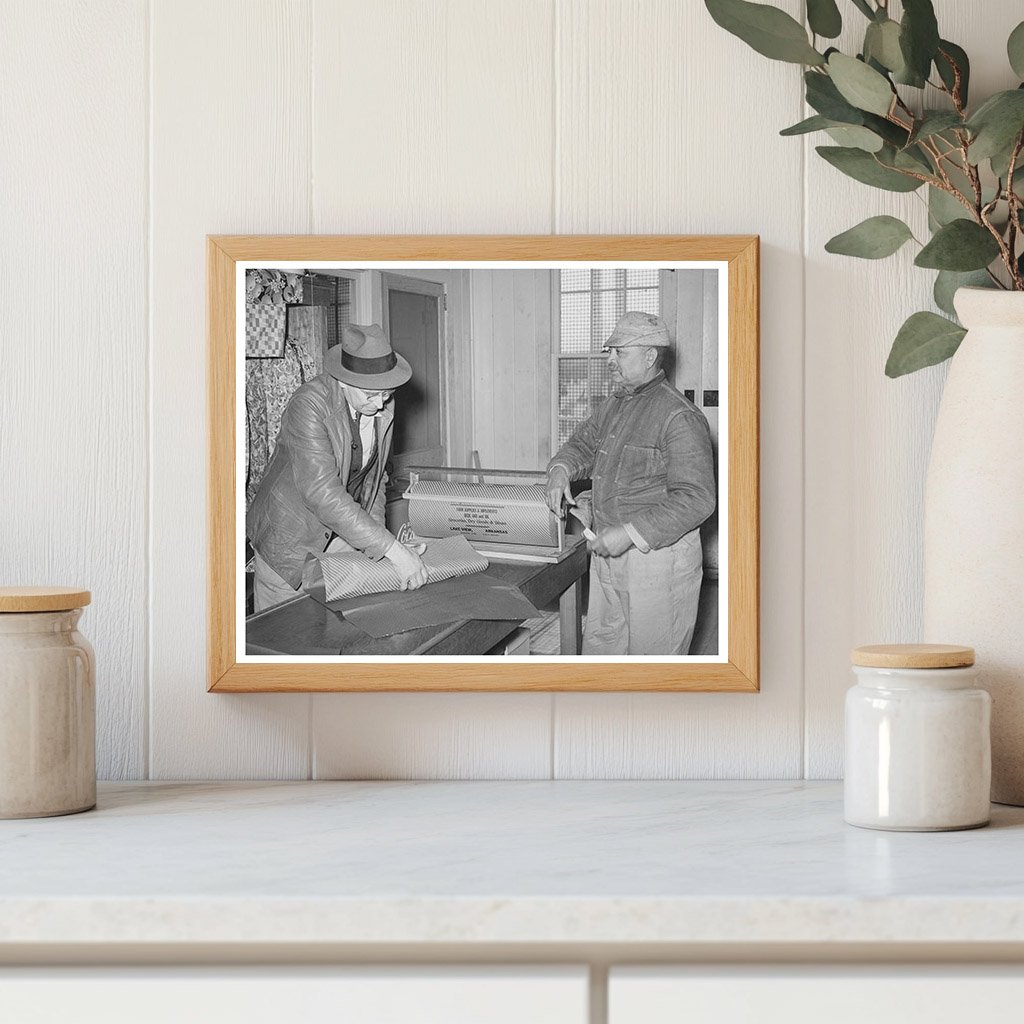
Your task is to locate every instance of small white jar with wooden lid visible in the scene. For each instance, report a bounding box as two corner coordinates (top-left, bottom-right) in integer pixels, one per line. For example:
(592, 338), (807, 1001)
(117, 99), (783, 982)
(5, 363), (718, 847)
(0, 587), (95, 818)
(845, 644), (991, 831)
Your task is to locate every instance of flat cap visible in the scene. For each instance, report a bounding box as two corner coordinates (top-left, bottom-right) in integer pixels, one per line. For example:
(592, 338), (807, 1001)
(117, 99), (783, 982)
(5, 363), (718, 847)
(605, 310), (671, 348)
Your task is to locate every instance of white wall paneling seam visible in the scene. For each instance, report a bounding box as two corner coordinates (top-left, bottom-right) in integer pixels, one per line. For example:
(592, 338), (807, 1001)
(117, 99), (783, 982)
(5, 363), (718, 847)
(0, 0), (149, 779)
(145, 0), (154, 779)
(549, 0), (806, 779)
(148, 0), (313, 778)
(308, 1), (558, 780)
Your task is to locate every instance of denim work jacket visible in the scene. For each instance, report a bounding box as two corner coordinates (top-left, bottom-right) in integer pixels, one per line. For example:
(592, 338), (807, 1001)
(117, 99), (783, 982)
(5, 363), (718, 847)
(547, 372), (716, 550)
(246, 374), (395, 588)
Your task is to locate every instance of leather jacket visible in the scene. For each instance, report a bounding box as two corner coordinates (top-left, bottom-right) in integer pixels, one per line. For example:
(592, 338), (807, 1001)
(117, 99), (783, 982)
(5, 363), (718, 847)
(547, 372), (716, 549)
(246, 374), (395, 587)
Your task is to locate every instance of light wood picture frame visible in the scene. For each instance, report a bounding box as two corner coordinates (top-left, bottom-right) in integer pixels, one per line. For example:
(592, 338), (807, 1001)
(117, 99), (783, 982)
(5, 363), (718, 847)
(208, 235), (759, 692)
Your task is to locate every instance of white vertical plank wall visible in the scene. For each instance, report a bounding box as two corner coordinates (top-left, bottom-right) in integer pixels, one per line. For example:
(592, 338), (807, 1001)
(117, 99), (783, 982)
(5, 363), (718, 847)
(4, 0), (1018, 780)
(148, 0), (312, 778)
(803, 2), (1024, 777)
(551, 0), (806, 778)
(308, 0), (556, 779)
(0, 1), (148, 779)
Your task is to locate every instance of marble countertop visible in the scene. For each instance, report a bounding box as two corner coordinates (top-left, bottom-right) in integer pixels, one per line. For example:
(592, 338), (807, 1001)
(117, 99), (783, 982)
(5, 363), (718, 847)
(2, 780), (1024, 948)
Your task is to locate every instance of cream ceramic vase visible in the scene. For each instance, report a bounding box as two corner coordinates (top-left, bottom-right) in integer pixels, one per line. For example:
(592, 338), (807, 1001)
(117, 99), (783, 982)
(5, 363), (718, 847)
(0, 588), (95, 818)
(923, 288), (1024, 805)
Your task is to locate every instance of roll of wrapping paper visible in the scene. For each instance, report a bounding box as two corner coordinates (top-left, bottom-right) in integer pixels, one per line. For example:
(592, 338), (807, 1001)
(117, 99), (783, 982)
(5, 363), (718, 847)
(405, 481), (559, 548)
(319, 535), (489, 602)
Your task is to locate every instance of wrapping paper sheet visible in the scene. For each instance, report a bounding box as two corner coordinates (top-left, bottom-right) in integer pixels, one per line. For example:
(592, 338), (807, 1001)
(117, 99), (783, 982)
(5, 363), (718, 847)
(329, 573), (541, 639)
(319, 535), (489, 602)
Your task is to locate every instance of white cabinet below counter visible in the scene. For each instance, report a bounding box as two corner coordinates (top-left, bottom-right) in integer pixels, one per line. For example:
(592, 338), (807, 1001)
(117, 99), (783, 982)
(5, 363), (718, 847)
(0, 967), (588, 1024)
(609, 967), (1024, 1024)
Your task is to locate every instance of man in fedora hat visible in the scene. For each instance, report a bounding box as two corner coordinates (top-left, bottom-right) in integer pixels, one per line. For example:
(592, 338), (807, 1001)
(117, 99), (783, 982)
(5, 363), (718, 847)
(544, 311), (716, 655)
(247, 322), (427, 611)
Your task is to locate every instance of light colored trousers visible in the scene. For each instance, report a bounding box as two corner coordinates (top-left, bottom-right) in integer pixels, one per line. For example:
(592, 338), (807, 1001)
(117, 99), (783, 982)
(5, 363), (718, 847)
(252, 537), (354, 613)
(583, 529), (703, 656)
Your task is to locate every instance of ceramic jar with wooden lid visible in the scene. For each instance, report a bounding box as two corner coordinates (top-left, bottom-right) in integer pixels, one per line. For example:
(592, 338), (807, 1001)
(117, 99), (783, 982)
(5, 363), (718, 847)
(0, 587), (95, 818)
(844, 644), (991, 832)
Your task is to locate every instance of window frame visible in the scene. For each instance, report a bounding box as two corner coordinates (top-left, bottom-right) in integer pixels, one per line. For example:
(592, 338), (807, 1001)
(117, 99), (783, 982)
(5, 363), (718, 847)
(551, 269), (665, 448)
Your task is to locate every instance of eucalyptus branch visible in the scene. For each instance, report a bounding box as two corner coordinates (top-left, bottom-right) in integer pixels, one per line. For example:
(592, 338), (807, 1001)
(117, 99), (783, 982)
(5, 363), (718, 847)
(1007, 136), (1024, 288)
(919, 138), (951, 179)
(935, 46), (966, 116)
(978, 203), (1018, 288)
(893, 93), (916, 121)
(911, 141), (976, 217)
(986, 267), (1007, 289)
(877, 162), (943, 189)
(888, 112), (914, 133)
(1011, 191), (1024, 250)
(928, 134), (964, 165)
(704, 0), (1024, 373)
(961, 146), (984, 210)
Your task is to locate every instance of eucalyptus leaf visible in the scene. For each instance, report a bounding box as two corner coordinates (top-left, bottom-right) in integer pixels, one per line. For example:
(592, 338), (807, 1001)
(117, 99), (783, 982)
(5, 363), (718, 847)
(887, 144), (934, 176)
(850, 0), (875, 19)
(899, 0), (940, 83)
(825, 215), (914, 259)
(967, 89), (1024, 163)
(825, 125), (884, 152)
(928, 185), (970, 227)
(705, 0), (825, 64)
(885, 311), (966, 377)
(816, 145), (923, 191)
(864, 19), (905, 74)
(780, 114), (834, 136)
(863, 112), (910, 148)
(933, 270), (992, 317)
(1009, 20), (1024, 80)
(990, 131), (1024, 183)
(907, 111), (963, 146)
(805, 70), (868, 123)
(931, 171), (999, 220)
(942, 160), (980, 204)
(914, 220), (1001, 271)
(935, 40), (970, 107)
(827, 52), (894, 116)
(892, 68), (927, 89)
(807, 0), (841, 39)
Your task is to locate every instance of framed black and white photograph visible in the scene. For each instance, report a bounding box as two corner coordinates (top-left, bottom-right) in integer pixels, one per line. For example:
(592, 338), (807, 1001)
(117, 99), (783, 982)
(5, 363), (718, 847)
(208, 236), (758, 692)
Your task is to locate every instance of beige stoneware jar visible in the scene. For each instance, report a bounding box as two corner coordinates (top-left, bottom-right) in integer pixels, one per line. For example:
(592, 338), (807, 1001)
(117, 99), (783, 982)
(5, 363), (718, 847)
(844, 644), (990, 832)
(0, 587), (95, 818)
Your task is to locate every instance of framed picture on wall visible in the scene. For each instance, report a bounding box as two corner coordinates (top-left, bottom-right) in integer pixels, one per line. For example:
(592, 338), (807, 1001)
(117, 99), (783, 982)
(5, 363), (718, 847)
(208, 235), (759, 692)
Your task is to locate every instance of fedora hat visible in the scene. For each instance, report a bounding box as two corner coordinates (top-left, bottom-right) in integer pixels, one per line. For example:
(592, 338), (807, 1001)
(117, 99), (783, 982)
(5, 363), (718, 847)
(325, 323), (412, 390)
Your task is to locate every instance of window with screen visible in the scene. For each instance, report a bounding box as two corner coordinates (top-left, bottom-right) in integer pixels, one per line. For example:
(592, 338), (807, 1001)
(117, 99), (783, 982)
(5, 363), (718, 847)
(556, 268), (661, 446)
(304, 272), (354, 348)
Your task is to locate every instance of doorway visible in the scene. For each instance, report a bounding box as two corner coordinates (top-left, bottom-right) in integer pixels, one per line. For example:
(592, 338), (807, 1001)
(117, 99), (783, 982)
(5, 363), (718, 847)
(380, 273), (446, 518)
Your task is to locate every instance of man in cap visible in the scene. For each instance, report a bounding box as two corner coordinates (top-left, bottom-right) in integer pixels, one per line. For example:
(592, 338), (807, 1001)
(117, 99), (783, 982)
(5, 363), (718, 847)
(247, 323), (427, 611)
(545, 311), (715, 655)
